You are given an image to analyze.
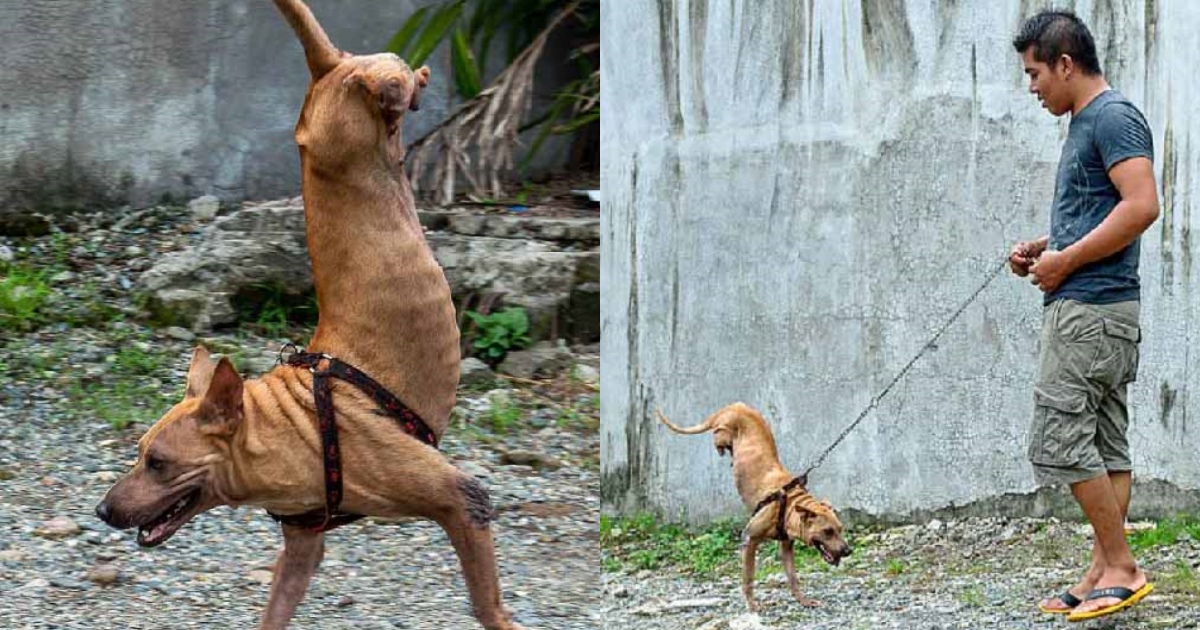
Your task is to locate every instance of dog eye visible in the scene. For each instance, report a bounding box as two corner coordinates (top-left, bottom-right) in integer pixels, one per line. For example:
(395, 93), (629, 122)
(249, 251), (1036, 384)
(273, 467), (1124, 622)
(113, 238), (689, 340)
(146, 457), (165, 471)
(824, 527), (835, 536)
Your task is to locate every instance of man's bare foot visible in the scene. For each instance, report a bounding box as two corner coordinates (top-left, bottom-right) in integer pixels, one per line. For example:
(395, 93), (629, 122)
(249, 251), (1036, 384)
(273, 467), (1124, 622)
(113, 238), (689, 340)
(1070, 567), (1148, 615)
(1039, 565), (1103, 612)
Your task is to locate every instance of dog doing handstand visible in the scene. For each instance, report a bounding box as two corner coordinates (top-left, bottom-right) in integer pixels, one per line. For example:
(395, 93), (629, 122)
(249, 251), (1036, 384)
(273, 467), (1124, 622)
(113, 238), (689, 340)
(659, 402), (852, 611)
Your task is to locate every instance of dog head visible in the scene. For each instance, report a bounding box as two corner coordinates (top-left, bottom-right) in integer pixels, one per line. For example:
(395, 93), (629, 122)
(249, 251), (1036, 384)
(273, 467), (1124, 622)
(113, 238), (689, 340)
(785, 496), (853, 566)
(273, 0), (430, 160)
(94, 346), (244, 547)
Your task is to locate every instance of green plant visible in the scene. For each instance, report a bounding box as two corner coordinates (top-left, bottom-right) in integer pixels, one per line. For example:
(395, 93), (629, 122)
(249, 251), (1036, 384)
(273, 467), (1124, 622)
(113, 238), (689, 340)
(390, 0), (595, 102)
(0, 263), (53, 332)
(600, 514), (747, 577)
(959, 586), (986, 607)
(389, 1), (598, 204)
(230, 283), (318, 338)
(485, 396), (523, 433)
(112, 346), (165, 376)
(465, 307), (531, 363)
(885, 558), (907, 576)
(1128, 516), (1200, 552)
(1164, 559), (1200, 596)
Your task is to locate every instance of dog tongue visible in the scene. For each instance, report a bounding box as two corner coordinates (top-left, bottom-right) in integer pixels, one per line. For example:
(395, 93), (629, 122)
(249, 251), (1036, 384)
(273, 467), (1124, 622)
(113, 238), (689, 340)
(138, 521), (171, 546)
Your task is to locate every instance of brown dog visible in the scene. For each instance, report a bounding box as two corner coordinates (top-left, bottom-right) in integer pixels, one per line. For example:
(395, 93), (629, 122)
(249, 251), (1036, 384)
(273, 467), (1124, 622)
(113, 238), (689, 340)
(658, 402), (852, 611)
(93, 2), (523, 628)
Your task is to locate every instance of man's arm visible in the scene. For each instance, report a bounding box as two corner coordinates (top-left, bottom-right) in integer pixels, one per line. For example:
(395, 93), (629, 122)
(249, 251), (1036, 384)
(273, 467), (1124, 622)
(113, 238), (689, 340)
(1028, 157), (1159, 291)
(1061, 157), (1159, 265)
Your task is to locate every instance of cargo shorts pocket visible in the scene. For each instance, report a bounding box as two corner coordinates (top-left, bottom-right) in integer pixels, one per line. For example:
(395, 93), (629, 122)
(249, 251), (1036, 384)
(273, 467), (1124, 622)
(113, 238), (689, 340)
(1086, 317), (1141, 388)
(1028, 384), (1091, 467)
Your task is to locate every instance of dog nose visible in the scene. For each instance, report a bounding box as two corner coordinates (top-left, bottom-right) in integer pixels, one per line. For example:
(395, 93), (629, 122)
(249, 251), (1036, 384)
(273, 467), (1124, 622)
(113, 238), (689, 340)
(95, 501), (112, 524)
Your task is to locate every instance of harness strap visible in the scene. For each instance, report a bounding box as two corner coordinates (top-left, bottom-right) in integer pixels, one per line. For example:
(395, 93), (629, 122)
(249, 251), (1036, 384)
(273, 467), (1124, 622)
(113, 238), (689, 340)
(267, 350), (438, 532)
(752, 475), (807, 541)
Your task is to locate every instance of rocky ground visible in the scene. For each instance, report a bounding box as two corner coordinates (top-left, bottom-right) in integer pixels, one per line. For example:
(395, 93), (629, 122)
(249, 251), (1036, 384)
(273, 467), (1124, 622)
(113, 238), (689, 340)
(601, 516), (1200, 630)
(0, 206), (599, 629)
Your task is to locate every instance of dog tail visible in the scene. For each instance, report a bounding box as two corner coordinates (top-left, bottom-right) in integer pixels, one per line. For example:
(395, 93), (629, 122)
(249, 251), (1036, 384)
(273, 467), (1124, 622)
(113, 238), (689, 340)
(656, 408), (717, 435)
(273, 0), (342, 79)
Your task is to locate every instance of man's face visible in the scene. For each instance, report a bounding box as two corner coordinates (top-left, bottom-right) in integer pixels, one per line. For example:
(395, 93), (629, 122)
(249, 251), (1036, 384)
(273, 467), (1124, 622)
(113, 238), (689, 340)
(1021, 48), (1070, 116)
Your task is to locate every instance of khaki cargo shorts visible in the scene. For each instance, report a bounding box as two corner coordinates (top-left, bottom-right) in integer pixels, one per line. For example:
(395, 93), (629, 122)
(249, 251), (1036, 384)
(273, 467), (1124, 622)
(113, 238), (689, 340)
(1027, 299), (1141, 486)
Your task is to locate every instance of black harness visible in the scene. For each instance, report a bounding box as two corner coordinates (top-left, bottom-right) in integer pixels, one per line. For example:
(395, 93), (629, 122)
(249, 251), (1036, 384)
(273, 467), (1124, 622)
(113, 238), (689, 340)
(267, 349), (438, 532)
(751, 474), (806, 541)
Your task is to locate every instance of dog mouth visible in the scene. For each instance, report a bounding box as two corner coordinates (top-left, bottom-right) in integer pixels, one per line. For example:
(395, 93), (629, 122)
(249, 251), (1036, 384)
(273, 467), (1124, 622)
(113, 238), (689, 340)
(136, 489), (202, 548)
(813, 540), (840, 566)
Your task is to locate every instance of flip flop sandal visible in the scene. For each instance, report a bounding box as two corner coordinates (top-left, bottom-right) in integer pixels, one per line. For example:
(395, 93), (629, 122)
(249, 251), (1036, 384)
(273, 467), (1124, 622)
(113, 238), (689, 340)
(1037, 590), (1081, 614)
(1067, 583), (1154, 622)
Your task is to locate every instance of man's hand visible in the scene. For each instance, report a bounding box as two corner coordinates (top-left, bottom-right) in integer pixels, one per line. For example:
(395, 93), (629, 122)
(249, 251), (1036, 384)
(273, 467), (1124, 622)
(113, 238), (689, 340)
(1028, 249), (1077, 293)
(1008, 236), (1049, 277)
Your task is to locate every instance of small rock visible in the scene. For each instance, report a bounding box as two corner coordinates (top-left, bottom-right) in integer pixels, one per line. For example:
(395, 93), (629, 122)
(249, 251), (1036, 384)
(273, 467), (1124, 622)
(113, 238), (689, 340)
(15, 578), (50, 593)
(94, 471), (120, 482)
(496, 341), (573, 379)
(661, 598), (724, 611)
(927, 518), (943, 532)
(247, 569), (274, 585)
(457, 460), (491, 479)
(35, 516), (81, 539)
(459, 358), (498, 388)
(729, 613), (769, 630)
(124, 245), (144, 257)
(51, 270), (76, 283)
(49, 577), (88, 590)
(189, 195), (221, 222)
(499, 449), (562, 471)
(0, 244), (13, 262)
(242, 354), (277, 376)
(87, 564), (120, 586)
(0, 469), (15, 481)
(337, 595), (355, 607)
(164, 326), (195, 341)
(0, 548), (26, 563)
(485, 389), (513, 407)
(608, 583), (629, 599)
(571, 364), (599, 386)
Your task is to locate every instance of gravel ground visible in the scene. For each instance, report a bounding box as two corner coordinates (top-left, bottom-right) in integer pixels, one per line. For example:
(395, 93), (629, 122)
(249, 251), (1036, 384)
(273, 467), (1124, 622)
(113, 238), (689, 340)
(0, 207), (599, 629)
(602, 517), (1200, 630)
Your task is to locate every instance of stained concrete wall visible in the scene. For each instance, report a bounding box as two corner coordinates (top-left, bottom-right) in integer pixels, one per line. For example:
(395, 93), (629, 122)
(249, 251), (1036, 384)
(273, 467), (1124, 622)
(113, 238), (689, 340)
(601, 0), (1200, 523)
(0, 0), (575, 228)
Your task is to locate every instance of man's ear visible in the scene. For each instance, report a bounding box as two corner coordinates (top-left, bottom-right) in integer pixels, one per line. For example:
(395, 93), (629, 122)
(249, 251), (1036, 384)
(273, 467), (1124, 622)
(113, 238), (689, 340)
(198, 358), (244, 434)
(185, 346), (215, 398)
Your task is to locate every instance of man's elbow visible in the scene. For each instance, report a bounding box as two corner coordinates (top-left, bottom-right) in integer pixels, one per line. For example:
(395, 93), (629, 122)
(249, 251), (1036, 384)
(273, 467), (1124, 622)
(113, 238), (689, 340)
(1141, 199), (1161, 228)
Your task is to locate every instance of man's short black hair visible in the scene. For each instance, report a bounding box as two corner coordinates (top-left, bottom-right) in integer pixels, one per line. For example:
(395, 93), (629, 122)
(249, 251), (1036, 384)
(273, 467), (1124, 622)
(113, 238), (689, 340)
(1012, 10), (1102, 76)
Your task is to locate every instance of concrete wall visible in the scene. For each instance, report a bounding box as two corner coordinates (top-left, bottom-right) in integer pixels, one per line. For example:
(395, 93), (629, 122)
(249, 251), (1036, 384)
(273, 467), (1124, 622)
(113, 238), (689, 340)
(0, 0), (575, 228)
(601, 0), (1200, 523)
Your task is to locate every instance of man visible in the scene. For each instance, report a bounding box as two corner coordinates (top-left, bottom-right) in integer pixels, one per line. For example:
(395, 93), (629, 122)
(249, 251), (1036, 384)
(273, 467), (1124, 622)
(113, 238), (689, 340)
(1008, 10), (1159, 622)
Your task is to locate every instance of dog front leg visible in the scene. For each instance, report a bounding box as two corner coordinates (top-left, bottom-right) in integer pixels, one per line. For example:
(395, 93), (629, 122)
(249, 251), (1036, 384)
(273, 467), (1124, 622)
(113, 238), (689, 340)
(259, 524), (325, 630)
(740, 528), (761, 612)
(780, 540), (819, 608)
(434, 474), (525, 630)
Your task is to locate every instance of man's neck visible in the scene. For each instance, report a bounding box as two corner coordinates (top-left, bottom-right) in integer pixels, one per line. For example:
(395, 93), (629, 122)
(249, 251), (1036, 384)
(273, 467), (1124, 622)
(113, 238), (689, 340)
(1071, 77), (1111, 116)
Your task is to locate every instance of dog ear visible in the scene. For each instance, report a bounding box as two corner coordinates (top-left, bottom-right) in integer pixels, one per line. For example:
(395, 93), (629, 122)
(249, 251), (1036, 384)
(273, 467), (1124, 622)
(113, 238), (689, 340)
(408, 65), (430, 111)
(185, 346), (215, 399)
(198, 358), (244, 434)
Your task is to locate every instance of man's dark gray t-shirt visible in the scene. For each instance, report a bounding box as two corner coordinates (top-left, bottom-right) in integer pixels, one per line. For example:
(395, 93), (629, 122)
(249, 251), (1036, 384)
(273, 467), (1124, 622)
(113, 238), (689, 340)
(1046, 89), (1154, 305)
